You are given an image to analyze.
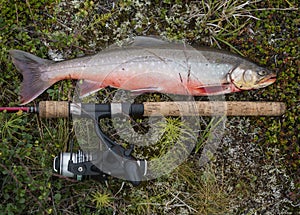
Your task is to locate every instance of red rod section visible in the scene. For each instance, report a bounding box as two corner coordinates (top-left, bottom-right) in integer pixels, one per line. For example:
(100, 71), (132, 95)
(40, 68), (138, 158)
(0, 107), (31, 113)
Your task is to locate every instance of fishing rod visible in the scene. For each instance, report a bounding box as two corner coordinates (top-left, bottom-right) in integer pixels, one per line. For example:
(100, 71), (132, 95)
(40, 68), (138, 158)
(0, 101), (286, 186)
(0, 101), (286, 117)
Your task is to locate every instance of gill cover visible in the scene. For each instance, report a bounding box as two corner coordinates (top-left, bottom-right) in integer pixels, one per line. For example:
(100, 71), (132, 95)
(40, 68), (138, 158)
(229, 66), (254, 90)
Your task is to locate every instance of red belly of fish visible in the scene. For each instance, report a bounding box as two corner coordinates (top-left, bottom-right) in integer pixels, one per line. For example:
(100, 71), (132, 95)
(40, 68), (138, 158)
(104, 72), (241, 96)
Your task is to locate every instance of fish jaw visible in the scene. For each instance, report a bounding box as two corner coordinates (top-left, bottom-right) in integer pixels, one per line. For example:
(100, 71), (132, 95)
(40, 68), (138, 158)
(256, 73), (277, 88)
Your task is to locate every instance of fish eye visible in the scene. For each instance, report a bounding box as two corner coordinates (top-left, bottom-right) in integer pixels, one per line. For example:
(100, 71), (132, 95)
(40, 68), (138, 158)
(257, 70), (267, 76)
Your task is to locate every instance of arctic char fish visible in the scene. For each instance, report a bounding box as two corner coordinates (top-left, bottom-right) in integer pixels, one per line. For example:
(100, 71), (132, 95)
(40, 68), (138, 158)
(9, 36), (276, 105)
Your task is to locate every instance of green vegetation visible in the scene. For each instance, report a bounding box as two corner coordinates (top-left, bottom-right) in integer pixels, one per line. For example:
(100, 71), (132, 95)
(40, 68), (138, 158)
(91, 190), (113, 209)
(0, 0), (299, 214)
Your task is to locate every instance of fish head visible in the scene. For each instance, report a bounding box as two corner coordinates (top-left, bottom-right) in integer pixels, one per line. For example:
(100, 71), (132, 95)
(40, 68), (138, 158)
(229, 63), (276, 90)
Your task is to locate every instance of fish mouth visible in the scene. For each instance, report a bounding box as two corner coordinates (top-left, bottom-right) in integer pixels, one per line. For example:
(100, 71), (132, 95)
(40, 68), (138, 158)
(259, 73), (277, 86)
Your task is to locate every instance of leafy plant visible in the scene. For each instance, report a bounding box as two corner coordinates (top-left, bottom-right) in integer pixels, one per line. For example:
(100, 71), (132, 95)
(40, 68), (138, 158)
(91, 191), (113, 209)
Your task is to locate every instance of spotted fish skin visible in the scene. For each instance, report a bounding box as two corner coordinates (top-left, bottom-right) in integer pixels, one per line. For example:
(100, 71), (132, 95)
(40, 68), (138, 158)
(9, 37), (276, 104)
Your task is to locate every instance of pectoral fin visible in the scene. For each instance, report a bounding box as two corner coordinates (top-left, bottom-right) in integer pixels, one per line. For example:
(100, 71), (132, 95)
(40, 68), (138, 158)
(193, 84), (241, 95)
(130, 87), (163, 95)
(77, 80), (106, 97)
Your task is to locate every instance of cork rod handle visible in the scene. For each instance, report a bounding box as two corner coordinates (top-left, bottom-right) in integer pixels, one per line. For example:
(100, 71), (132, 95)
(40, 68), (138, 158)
(143, 101), (286, 116)
(39, 101), (69, 118)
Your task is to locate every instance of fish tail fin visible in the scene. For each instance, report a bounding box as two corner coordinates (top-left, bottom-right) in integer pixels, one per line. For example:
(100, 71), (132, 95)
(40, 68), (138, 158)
(9, 50), (54, 105)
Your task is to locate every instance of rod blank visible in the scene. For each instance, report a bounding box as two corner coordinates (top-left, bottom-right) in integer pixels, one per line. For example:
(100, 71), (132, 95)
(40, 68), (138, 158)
(0, 107), (31, 112)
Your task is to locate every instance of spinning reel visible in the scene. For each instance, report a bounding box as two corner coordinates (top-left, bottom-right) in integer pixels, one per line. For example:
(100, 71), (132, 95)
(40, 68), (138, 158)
(51, 102), (148, 186)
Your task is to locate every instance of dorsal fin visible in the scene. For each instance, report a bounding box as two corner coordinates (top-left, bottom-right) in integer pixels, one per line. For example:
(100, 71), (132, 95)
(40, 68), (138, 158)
(128, 36), (171, 47)
(108, 36), (193, 50)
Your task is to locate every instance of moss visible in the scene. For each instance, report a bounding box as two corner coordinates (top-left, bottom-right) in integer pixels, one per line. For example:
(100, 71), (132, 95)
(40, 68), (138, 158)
(0, 0), (299, 214)
(224, 2), (299, 207)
